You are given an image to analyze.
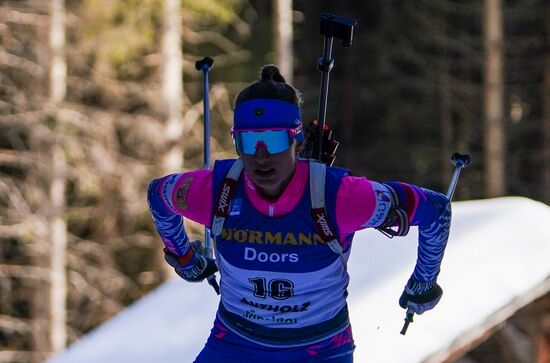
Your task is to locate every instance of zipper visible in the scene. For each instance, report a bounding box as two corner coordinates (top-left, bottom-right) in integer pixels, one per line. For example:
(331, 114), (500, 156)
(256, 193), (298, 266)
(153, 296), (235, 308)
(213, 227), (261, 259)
(269, 204), (274, 217)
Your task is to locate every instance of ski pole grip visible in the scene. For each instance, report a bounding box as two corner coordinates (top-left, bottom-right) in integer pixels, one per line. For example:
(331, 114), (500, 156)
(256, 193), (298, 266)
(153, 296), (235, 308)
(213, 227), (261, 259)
(447, 152), (471, 200)
(195, 57), (214, 72)
(451, 152), (471, 169)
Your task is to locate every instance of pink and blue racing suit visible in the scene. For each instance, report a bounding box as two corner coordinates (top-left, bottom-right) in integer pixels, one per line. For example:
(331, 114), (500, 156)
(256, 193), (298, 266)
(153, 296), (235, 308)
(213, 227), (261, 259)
(147, 159), (451, 362)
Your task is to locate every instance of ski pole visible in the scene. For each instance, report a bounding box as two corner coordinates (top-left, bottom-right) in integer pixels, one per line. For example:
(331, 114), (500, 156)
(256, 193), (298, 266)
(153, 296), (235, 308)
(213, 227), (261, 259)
(195, 56), (220, 295)
(447, 153), (471, 200)
(310, 13), (357, 161)
(400, 152), (470, 335)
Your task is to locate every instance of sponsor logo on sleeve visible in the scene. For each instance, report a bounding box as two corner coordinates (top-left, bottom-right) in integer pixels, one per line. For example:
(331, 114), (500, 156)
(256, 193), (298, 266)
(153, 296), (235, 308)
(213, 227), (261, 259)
(362, 182), (392, 227)
(175, 177), (193, 211)
(161, 175), (179, 213)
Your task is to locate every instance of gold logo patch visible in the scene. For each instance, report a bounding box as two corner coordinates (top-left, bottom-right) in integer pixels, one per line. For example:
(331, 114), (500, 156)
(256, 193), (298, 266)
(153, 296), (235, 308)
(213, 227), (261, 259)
(175, 177), (193, 210)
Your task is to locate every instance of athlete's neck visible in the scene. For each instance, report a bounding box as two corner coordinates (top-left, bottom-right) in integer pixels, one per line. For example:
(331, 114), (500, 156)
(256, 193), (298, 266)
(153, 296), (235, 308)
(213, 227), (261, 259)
(256, 163), (296, 201)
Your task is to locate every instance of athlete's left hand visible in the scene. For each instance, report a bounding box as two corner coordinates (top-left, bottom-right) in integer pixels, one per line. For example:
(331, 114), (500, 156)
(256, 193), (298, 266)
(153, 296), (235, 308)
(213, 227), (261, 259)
(399, 277), (443, 315)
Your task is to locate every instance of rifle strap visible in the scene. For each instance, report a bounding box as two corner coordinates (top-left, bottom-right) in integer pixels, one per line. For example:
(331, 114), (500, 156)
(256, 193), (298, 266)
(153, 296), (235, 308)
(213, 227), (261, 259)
(309, 161), (347, 270)
(211, 159), (244, 238)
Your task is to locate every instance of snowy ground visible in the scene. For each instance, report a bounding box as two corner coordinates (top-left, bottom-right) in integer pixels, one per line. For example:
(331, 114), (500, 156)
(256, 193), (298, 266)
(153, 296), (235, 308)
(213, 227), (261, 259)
(47, 197), (550, 363)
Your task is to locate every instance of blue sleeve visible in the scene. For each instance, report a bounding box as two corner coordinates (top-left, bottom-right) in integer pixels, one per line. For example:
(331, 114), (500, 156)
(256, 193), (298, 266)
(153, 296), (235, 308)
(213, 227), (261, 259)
(385, 182), (452, 282)
(411, 189), (451, 282)
(147, 178), (192, 258)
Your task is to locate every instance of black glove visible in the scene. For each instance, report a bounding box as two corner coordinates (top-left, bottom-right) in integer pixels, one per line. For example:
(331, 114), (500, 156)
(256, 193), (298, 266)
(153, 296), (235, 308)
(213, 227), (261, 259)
(164, 241), (218, 283)
(399, 277), (443, 315)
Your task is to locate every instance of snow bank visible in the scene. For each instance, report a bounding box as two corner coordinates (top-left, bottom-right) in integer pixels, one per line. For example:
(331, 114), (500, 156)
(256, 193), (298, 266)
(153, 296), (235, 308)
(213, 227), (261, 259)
(47, 197), (550, 363)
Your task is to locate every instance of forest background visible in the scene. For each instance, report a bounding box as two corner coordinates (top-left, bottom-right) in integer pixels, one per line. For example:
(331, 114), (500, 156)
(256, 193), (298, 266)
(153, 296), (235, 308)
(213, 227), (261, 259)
(0, 0), (548, 362)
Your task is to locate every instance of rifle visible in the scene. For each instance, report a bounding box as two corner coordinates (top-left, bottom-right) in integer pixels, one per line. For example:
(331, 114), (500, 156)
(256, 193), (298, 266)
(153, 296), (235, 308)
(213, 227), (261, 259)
(301, 13), (357, 166)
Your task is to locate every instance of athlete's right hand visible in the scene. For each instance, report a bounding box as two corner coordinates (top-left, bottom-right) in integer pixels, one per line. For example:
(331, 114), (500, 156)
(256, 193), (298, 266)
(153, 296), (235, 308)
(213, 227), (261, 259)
(164, 241), (218, 283)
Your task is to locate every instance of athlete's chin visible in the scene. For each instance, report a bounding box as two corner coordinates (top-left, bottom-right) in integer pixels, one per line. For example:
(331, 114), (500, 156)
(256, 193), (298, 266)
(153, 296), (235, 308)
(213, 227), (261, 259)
(252, 168), (278, 183)
(251, 175), (278, 188)
(250, 173), (284, 194)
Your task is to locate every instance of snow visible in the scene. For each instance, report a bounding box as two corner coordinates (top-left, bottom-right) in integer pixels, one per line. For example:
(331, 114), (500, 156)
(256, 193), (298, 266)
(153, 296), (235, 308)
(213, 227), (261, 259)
(47, 197), (550, 363)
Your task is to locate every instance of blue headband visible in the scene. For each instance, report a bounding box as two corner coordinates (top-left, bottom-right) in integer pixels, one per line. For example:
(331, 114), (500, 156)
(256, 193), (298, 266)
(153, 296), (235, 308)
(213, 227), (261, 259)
(233, 99), (303, 141)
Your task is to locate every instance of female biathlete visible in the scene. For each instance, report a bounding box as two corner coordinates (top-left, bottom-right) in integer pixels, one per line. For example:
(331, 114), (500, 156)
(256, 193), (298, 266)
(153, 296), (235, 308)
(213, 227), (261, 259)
(147, 65), (451, 362)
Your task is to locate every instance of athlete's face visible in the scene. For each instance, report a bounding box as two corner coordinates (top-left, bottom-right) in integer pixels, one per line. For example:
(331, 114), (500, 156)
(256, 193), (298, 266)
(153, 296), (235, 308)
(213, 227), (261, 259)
(240, 141), (298, 201)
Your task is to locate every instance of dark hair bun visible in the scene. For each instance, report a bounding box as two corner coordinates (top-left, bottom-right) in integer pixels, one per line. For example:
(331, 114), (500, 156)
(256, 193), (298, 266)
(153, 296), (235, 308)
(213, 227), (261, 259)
(260, 65), (286, 83)
(234, 64), (302, 106)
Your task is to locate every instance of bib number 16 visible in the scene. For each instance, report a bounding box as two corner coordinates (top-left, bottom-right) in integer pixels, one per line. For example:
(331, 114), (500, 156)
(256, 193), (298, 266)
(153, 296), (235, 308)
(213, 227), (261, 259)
(248, 277), (294, 300)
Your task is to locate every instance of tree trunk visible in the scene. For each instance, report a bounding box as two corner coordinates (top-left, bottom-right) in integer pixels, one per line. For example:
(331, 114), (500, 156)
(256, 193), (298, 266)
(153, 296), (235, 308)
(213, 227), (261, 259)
(48, 144), (68, 354)
(159, 0), (184, 278)
(162, 0), (184, 173)
(543, 1), (550, 205)
(483, 0), (506, 197)
(48, 0), (68, 356)
(274, 0), (294, 83)
(50, 0), (66, 105)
